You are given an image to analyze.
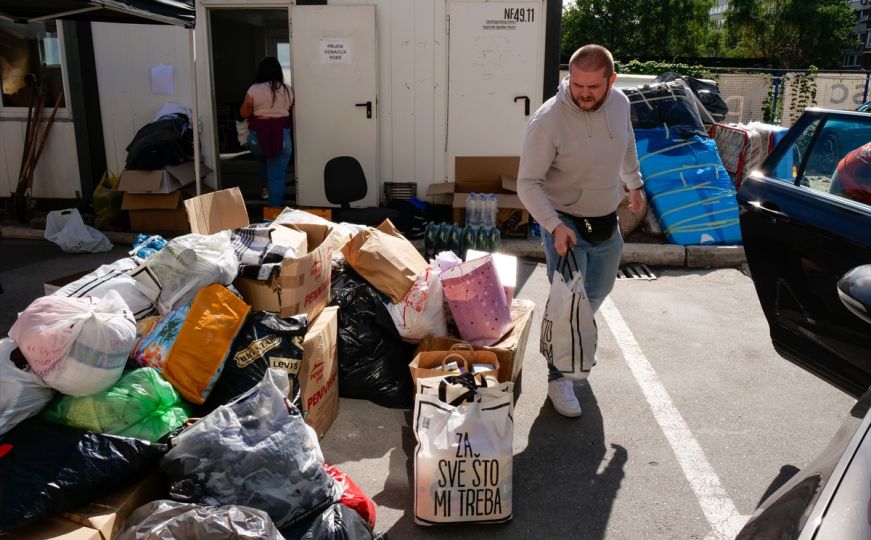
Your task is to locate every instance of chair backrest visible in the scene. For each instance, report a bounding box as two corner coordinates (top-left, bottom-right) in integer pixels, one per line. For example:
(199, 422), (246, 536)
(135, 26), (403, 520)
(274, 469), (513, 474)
(324, 156), (367, 207)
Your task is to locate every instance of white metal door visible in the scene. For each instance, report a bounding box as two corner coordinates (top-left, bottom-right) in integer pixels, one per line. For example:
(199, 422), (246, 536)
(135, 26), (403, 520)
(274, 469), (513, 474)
(446, 1), (543, 179)
(291, 5), (377, 207)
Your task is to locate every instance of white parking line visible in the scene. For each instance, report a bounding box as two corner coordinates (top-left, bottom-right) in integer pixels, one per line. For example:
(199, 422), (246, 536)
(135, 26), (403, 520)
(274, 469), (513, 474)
(599, 297), (749, 540)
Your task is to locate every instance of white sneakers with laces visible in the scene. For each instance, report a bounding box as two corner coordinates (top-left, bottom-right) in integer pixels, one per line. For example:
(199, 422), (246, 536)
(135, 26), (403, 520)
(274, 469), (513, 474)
(548, 378), (582, 417)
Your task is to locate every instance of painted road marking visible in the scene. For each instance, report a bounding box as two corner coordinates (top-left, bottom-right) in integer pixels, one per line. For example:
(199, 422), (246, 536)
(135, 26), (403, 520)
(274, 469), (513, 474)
(599, 297), (749, 539)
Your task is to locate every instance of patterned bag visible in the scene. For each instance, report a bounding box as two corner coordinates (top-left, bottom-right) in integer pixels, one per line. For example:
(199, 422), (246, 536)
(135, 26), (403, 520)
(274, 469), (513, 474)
(440, 255), (513, 346)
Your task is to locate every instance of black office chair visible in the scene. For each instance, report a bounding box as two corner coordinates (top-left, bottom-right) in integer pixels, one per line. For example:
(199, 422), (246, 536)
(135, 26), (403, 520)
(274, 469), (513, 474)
(324, 156), (399, 225)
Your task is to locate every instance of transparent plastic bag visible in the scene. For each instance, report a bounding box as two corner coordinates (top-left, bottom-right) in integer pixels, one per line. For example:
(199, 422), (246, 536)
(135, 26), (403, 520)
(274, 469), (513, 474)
(161, 369), (341, 528)
(118, 500), (286, 540)
(0, 338), (54, 436)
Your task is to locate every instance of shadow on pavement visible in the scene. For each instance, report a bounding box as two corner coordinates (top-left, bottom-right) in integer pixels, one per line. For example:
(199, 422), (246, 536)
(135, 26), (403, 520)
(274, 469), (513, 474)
(383, 381), (624, 539)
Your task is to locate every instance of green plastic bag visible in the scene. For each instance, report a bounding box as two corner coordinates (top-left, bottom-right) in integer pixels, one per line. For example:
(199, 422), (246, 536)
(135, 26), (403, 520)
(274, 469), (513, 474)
(93, 169), (124, 228)
(41, 367), (190, 442)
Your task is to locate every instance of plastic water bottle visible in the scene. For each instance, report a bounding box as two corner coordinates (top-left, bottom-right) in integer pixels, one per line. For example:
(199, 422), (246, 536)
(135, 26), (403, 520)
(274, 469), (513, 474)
(465, 193), (475, 226)
(488, 194), (498, 228)
(462, 224), (479, 258)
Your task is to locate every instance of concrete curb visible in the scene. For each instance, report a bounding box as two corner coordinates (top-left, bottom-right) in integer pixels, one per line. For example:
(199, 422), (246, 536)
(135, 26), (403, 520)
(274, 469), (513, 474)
(1, 226), (746, 268)
(500, 238), (745, 268)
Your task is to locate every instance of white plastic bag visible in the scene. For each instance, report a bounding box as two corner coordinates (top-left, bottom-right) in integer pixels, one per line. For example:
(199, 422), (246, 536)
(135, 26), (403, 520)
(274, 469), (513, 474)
(0, 338), (54, 436)
(44, 208), (113, 253)
(387, 265), (447, 342)
(53, 257), (156, 320)
(134, 231), (238, 315)
(540, 254), (597, 380)
(9, 290), (137, 396)
(413, 374), (514, 525)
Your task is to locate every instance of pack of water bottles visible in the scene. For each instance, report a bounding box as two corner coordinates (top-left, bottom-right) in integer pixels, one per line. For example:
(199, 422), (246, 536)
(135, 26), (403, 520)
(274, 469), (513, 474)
(423, 193), (502, 260)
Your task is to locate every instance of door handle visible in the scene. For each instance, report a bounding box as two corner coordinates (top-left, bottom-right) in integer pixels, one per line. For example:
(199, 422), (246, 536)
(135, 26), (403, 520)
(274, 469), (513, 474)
(355, 101), (372, 119)
(749, 201), (790, 222)
(514, 95), (530, 116)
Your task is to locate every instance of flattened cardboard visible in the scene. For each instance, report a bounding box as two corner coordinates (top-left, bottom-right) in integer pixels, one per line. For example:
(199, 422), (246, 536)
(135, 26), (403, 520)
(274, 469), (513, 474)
(188, 189), (334, 320)
(301, 306), (339, 438)
(184, 187), (250, 234)
(118, 162), (211, 194)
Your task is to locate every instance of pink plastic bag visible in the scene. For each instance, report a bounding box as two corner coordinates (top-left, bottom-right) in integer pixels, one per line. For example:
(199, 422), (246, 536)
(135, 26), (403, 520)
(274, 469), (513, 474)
(440, 254), (513, 346)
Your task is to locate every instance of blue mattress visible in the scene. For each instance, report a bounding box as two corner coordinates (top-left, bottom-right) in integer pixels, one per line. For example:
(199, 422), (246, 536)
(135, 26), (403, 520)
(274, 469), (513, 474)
(635, 128), (742, 245)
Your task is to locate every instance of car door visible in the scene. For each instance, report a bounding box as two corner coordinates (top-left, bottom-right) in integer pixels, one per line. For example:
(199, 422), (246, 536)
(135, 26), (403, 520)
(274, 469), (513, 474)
(737, 110), (871, 396)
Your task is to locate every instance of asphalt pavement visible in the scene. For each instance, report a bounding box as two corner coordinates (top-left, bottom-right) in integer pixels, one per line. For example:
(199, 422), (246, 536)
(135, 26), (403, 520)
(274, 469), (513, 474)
(0, 238), (856, 539)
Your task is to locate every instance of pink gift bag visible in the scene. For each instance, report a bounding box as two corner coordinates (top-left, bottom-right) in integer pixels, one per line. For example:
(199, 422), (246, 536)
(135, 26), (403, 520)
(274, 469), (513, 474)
(440, 254), (514, 346)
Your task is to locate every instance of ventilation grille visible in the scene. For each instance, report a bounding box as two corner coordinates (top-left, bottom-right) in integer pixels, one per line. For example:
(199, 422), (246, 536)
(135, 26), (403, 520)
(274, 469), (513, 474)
(616, 264), (657, 280)
(383, 182), (417, 202)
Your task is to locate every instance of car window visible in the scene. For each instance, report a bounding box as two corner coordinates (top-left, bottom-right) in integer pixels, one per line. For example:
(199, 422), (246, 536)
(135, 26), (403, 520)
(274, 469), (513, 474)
(767, 116), (871, 208)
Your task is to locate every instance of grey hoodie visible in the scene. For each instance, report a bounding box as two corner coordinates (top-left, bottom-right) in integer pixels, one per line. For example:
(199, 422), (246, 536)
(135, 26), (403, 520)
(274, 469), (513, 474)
(517, 77), (643, 234)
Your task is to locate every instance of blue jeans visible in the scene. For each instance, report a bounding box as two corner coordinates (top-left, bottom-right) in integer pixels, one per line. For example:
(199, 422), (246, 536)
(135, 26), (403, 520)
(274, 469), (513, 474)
(248, 128), (291, 208)
(543, 213), (623, 381)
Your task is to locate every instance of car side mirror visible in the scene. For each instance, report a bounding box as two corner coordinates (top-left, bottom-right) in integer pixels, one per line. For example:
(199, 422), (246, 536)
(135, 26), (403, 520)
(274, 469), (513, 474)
(838, 265), (871, 325)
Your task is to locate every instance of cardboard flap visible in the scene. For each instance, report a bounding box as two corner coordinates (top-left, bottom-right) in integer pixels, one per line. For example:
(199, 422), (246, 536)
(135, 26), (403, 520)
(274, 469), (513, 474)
(185, 187), (250, 234)
(501, 176), (518, 193)
(268, 224), (308, 254)
(118, 170), (165, 193)
(166, 161), (212, 185)
(376, 218), (402, 237)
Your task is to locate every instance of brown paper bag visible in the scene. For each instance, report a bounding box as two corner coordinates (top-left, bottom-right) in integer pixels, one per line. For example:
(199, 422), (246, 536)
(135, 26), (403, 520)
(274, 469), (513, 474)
(409, 345), (500, 389)
(341, 219), (428, 303)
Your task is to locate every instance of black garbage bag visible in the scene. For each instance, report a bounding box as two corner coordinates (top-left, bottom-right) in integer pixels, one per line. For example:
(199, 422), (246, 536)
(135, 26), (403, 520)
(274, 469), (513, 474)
(329, 260), (415, 409)
(125, 113), (193, 170)
(655, 72), (729, 122)
(118, 500), (286, 540)
(279, 503), (383, 540)
(0, 418), (167, 533)
(161, 370), (341, 529)
(386, 198), (428, 239)
(195, 312), (309, 417)
(623, 82), (708, 138)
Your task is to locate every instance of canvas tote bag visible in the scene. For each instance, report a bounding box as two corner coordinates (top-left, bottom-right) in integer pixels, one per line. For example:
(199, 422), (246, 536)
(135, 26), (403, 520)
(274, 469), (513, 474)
(540, 253), (597, 380)
(413, 373), (513, 525)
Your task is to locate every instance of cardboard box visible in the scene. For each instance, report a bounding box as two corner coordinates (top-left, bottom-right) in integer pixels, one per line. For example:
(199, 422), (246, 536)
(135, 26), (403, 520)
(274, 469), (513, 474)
(426, 156), (530, 237)
(263, 207), (331, 222)
(118, 161), (210, 194)
(185, 188), (334, 320)
(300, 306), (340, 438)
(122, 187), (195, 234)
(414, 298), (534, 392)
(409, 348), (500, 389)
(10, 473), (165, 540)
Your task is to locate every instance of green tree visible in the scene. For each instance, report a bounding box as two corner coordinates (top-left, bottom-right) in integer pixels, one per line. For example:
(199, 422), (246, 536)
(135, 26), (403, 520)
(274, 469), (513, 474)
(724, 0), (857, 68)
(561, 0), (716, 59)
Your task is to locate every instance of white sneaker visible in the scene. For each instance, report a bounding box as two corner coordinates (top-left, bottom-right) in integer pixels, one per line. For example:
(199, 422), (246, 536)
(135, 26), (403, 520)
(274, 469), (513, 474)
(548, 378), (582, 417)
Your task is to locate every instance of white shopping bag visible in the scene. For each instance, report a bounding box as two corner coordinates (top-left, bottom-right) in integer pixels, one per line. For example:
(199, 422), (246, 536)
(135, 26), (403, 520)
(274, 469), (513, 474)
(44, 208), (112, 253)
(413, 374), (514, 525)
(540, 253), (597, 380)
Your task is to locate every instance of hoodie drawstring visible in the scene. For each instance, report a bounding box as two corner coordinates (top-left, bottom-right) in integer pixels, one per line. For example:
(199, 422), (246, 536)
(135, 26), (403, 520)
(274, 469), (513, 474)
(605, 110), (614, 139)
(584, 105), (614, 139)
(584, 111), (591, 137)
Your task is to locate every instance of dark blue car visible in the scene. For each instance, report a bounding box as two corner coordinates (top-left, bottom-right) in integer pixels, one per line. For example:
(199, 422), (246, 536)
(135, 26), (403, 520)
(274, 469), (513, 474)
(736, 108), (871, 538)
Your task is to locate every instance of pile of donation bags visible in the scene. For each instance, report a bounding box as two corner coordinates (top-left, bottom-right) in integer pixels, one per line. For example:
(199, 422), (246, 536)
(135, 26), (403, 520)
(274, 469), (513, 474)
(0, 187), (532, 536)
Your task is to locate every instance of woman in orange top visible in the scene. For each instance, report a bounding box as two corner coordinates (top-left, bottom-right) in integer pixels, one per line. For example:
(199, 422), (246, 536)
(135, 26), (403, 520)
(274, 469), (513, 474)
(240, 57), (294, 207)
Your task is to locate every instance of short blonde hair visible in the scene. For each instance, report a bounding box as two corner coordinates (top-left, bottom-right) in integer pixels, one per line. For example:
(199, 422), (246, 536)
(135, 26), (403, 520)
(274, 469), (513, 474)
(569, 45), (614, 79)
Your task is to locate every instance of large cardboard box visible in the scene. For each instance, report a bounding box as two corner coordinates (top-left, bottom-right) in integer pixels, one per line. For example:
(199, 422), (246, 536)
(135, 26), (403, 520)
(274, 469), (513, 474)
(414, 299), (534, 394)
(118, 161), (210, 194)
(122, 187), (195, 234)
(10, 473), (165, 540)
(426, 156), (530, 237)
(300, 306), (340, 438)
(185, 188), (334, 320)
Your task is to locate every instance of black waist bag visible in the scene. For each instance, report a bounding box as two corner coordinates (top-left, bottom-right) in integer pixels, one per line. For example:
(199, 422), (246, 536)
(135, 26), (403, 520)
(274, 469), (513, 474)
(559, 211), (618, 245)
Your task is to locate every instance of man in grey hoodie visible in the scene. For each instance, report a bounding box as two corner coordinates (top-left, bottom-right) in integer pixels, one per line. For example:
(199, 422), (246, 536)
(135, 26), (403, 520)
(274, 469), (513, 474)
(517, 44), (645, 417)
